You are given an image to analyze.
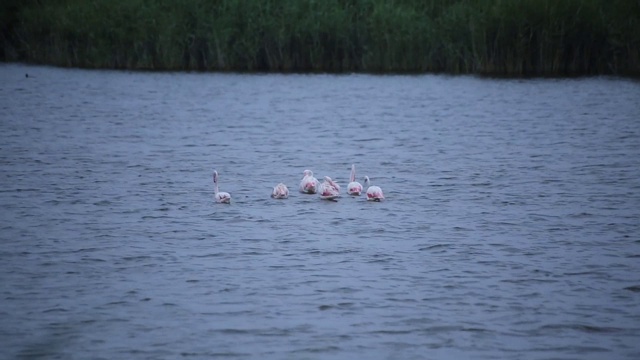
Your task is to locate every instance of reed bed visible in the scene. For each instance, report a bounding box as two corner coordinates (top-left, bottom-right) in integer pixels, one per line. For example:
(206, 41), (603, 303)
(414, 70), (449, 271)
(2, 0), (638, 76)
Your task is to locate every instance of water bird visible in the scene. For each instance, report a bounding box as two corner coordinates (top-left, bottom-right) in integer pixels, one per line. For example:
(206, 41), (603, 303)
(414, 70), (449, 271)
(299, 170), (319, 194)
(271, 183), (289, 199)
(347, 164), (363, 196)
(364, 176), (384, 201)
(213, 170), (231, 204)
(319, 176), (340, 200)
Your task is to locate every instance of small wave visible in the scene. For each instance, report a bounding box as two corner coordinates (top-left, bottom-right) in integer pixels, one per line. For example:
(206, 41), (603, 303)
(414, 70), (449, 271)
(318, 302), (355, 311)
(1, 188), (41, 192)
(70, 247), (101, 253)
(290, 346), (341, 354)
(181, 351), (250, 357)
(568, 212), (595, 218)
(42, 307), (68, 313)
(214, 328), (252, 334)
(268, 264), (306, 269)
(386, 297), (419, 303)
(623, 285), (640, 292)
(525, 345), (612, 353)
(368, 329), (414, 335)
(241, 251), (269, 256)
(354, 138), (384, 142)
(306, 249), (359, 256)
(537, 323), (625, 334)
(192, 252), (225, 258)
(563, 271), (609, 277)
(104, 301), (128, 306)
(418, 243), (454, 251)
(121, 255), (153, 261)
(501, 278), (559, 284)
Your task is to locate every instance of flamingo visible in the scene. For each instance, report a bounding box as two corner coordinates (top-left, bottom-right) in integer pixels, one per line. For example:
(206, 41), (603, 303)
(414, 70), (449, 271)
(299, 170), (319, 194)
(213, 170), (231, 204)
(364, 176), (384, 201)
(319, 176), (340, 200)
(347, 164), (363, 196)
(271, 183), (289, 199)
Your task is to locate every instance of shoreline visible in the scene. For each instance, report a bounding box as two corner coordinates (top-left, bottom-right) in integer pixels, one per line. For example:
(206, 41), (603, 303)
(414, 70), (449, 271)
(5, 61), (639, 79)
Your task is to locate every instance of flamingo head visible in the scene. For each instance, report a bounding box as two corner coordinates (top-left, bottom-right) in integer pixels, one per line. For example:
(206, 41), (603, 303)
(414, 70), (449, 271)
(364, 176), (370, 186)
(303, 169), (313, 177)
(213, 170), (219, 184)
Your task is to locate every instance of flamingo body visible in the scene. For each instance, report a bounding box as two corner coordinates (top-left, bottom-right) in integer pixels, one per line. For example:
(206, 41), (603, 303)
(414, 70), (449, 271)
(364, 176), (384, 201)
(213, 170), (231, 204)
(320, 176), (341, 200)
(272, 183), (289, 199)
(299, 170), (319, 194)
(347, 164), (363, 196)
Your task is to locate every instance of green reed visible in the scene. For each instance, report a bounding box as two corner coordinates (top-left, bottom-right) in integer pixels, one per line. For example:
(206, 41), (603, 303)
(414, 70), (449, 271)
(2, 0), (638, 76)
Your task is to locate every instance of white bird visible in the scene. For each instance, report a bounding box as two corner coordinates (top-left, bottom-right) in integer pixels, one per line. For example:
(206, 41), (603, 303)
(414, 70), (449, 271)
(364, 176), (384, 201)
(347, 164), (363, 196)
(213, 170), (231, 204)
(319, 176), (340, 200)
(299, 170), (319, 194)
(271, 183), (289, 199)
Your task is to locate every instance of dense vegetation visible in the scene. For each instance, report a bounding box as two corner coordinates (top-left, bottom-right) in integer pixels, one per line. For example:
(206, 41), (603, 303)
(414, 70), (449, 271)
(2, 0), (639, 76)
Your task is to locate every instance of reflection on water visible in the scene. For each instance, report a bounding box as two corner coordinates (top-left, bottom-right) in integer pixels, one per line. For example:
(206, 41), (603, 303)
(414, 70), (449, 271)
(1, 64), (639, 359)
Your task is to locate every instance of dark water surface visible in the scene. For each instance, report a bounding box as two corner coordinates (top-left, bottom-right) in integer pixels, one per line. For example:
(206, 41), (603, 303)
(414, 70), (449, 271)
(1, 64), (639, 359)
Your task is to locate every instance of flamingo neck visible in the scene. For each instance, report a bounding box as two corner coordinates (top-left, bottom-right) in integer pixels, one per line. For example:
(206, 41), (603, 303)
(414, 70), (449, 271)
(350, 165), (355, 182)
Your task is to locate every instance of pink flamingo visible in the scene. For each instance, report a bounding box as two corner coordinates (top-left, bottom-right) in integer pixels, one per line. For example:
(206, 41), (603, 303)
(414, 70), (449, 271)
(319, 176), (340, 200)
(364, 176), (384, 201)
(213, 170), (231, 203)
(347, 164), (363, 196)
(271, 183), (289, 199)
(299, 170), (319, 194)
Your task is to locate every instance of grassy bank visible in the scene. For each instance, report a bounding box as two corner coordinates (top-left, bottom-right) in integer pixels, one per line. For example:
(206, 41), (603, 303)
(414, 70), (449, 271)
(2, 0), (639, 76)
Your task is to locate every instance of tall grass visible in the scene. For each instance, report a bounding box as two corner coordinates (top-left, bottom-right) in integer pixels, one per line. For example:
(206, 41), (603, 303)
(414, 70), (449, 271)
(2, 0), (638, 76)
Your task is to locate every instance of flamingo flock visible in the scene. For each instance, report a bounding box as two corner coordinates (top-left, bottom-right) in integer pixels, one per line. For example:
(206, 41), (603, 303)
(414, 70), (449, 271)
(213, 164), (384, 204)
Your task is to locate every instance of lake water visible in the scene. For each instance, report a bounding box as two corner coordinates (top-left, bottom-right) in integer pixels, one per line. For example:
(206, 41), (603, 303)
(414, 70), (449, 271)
(1, 63), (639, 359)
